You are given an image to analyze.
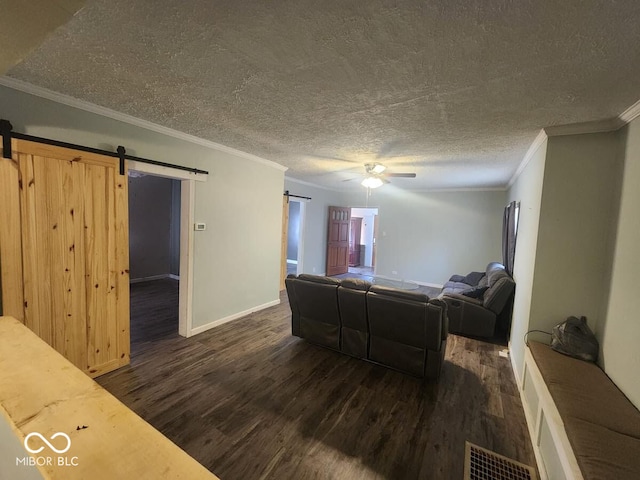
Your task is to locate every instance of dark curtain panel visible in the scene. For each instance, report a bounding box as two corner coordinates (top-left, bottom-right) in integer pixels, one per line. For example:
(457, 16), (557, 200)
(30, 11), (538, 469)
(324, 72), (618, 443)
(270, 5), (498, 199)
(502, 201), (518, 276)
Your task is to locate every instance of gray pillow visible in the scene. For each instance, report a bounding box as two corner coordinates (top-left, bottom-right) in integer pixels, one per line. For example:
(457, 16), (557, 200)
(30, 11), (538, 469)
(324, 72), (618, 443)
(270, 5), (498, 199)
(462, 286), (489, 299)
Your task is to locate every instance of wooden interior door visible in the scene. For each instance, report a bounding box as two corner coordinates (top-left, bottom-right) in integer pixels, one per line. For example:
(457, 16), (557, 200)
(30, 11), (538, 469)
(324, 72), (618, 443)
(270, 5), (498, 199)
(326, 206), (350, 276)
(0, 139), (130, 377)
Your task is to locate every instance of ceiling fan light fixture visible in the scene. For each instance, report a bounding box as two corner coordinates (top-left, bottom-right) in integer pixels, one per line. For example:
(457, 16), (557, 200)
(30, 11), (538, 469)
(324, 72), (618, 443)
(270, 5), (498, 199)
(361, 176), (384, 189)
(370, 163), (386, 174)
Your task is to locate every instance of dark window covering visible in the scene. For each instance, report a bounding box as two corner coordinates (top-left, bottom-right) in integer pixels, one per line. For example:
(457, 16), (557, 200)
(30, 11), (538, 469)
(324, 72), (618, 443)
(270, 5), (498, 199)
(502, 201), (520, 276)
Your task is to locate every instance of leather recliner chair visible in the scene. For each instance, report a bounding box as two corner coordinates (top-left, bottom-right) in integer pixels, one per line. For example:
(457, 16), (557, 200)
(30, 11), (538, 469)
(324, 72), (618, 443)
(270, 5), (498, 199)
(367, 286), (447, 379)
(286, 274), (341, 350)
(337, 278), (371, 359)
(440, 262), (515, 337)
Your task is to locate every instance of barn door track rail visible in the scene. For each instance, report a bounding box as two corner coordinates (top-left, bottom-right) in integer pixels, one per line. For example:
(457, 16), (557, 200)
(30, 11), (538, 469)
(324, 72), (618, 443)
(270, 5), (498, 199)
(0, 119), (209, 176)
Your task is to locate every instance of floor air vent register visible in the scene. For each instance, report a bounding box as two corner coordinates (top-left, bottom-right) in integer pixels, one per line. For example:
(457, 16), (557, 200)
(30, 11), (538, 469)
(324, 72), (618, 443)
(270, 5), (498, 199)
(464, 442), (537, 480)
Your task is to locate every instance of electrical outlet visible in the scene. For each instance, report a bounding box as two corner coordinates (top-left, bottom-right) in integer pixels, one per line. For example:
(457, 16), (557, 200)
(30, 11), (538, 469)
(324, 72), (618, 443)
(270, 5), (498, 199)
(392, 270), (398, 275)
(312, 267), (316, 273)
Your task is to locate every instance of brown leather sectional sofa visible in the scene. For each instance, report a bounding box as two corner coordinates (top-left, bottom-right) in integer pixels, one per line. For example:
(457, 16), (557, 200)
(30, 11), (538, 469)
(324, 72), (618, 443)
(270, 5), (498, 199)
(285, 274), (448, 380)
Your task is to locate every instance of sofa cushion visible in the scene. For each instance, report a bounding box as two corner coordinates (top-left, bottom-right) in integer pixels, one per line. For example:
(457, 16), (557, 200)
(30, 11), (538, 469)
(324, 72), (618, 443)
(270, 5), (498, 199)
(486, 262), (509, 283)
(441, 281), (472, 295)
(297, 274), (341, 285)
(565, 416), (640, 480)
(449, 274), (466, 283)
(340, 278), (371, 291)
(483, 276), (515, 314)
(462, 271), (485, 286)
(529, 341), (640, 438)
(369, 285), (429, 303)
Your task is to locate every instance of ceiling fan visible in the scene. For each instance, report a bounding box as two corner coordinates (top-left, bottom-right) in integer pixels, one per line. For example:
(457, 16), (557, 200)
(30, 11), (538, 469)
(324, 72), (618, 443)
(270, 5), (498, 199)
(360, 163), (416, 188)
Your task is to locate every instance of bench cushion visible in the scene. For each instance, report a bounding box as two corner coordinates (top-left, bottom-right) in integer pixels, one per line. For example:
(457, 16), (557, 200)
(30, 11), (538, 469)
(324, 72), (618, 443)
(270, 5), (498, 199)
(528, 341), (640, 479)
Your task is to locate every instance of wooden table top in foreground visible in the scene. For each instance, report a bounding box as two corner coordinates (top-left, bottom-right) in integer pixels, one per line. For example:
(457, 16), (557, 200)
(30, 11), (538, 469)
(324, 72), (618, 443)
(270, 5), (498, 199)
(0, 316), (219, 480)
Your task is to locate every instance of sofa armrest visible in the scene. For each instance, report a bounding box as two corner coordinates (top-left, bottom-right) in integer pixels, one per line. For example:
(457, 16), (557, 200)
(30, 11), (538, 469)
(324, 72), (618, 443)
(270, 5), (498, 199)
(440, 294), (496, 337)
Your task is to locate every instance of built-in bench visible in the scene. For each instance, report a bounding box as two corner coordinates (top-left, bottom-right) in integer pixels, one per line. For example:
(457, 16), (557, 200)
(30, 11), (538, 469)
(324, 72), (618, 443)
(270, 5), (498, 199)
(0, 316), (218, 480)
(520, 341), (640, 480)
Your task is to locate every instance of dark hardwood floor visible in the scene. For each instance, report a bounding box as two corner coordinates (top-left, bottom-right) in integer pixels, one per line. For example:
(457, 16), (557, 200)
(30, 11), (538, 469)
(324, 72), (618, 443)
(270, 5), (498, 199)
(98, 279), (536, 480)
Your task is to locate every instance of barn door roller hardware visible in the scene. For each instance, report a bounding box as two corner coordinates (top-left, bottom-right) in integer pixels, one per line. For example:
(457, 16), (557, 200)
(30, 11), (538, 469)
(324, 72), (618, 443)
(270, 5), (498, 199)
(283, 190), (312, 203)
(0, 118), (209, 176)
(0, 119), (13, 159)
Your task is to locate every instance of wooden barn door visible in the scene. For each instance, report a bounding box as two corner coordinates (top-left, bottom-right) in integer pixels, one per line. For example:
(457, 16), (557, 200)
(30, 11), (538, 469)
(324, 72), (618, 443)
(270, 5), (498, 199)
(0, 139), (130, 377)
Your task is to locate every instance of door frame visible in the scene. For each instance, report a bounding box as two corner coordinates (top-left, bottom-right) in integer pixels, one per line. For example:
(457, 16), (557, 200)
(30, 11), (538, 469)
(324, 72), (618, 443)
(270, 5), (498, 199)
(289, 197), (306, 275)
(127, 160), (207, 338)
(280, 196), (307, 288)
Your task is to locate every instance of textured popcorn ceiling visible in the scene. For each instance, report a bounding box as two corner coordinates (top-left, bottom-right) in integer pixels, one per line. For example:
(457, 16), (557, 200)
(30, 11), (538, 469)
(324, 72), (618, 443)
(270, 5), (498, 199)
(7, 0), (640, 190)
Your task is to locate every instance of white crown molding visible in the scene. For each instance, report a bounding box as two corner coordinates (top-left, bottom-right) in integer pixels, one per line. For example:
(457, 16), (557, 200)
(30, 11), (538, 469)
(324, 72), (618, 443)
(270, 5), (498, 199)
(507, 129), (548, 188)
(544, 117), (624, 137)
(619, 97), (640, 124)
(408, 186), (507, 193)
(284, 175), (337, 191)
(0, 76), (288, 172)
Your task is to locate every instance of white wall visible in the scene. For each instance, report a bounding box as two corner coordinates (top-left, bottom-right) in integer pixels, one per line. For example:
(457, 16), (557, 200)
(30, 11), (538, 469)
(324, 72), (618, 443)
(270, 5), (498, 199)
(600, 117), (640, 408)
(0, 84), (285, 330)
(342, 187), (506, 286)
(507, 137), (547, 379)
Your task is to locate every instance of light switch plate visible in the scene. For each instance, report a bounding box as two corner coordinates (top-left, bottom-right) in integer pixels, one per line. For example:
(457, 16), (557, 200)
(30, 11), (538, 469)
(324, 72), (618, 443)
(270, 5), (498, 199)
(194, 223), (206, 231)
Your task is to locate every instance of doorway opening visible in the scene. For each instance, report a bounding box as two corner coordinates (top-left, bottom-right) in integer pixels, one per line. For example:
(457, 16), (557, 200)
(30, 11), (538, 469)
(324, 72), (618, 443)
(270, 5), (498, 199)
(128, 172), (181, 352)
(348, 208), (379, 277)
(286, 198), (306, 276)
(127, 160), (205, 344)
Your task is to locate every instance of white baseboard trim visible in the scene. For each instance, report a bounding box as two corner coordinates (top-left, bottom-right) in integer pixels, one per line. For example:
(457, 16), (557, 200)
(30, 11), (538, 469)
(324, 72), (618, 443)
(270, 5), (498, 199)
(189, 298), (281, 336)
(130, 274), (178, 284)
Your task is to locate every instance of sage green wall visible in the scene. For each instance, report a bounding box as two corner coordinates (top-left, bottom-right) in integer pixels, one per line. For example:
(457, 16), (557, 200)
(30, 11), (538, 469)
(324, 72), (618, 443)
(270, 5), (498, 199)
(529, 132), (622, 337)
(341, 188), (506, 286)
(286, 181), (505, 285)
(508, 130), (625, 386)
(0, 84), (284, 329)
(507, 138), (547, 378)
(600, 117), (640, 408)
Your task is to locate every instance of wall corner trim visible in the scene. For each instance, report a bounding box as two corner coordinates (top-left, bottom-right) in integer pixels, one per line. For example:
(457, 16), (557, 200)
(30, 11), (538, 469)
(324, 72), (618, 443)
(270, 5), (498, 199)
(508, 341), (523, 389)
(0, 76), (288, 172)
(507, 129), (547, 188)
(189, 298), (281, 336)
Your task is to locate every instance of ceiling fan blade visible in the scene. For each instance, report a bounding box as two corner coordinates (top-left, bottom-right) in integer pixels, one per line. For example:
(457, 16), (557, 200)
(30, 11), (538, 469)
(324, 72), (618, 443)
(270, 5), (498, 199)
(384, 172), (416, 178)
